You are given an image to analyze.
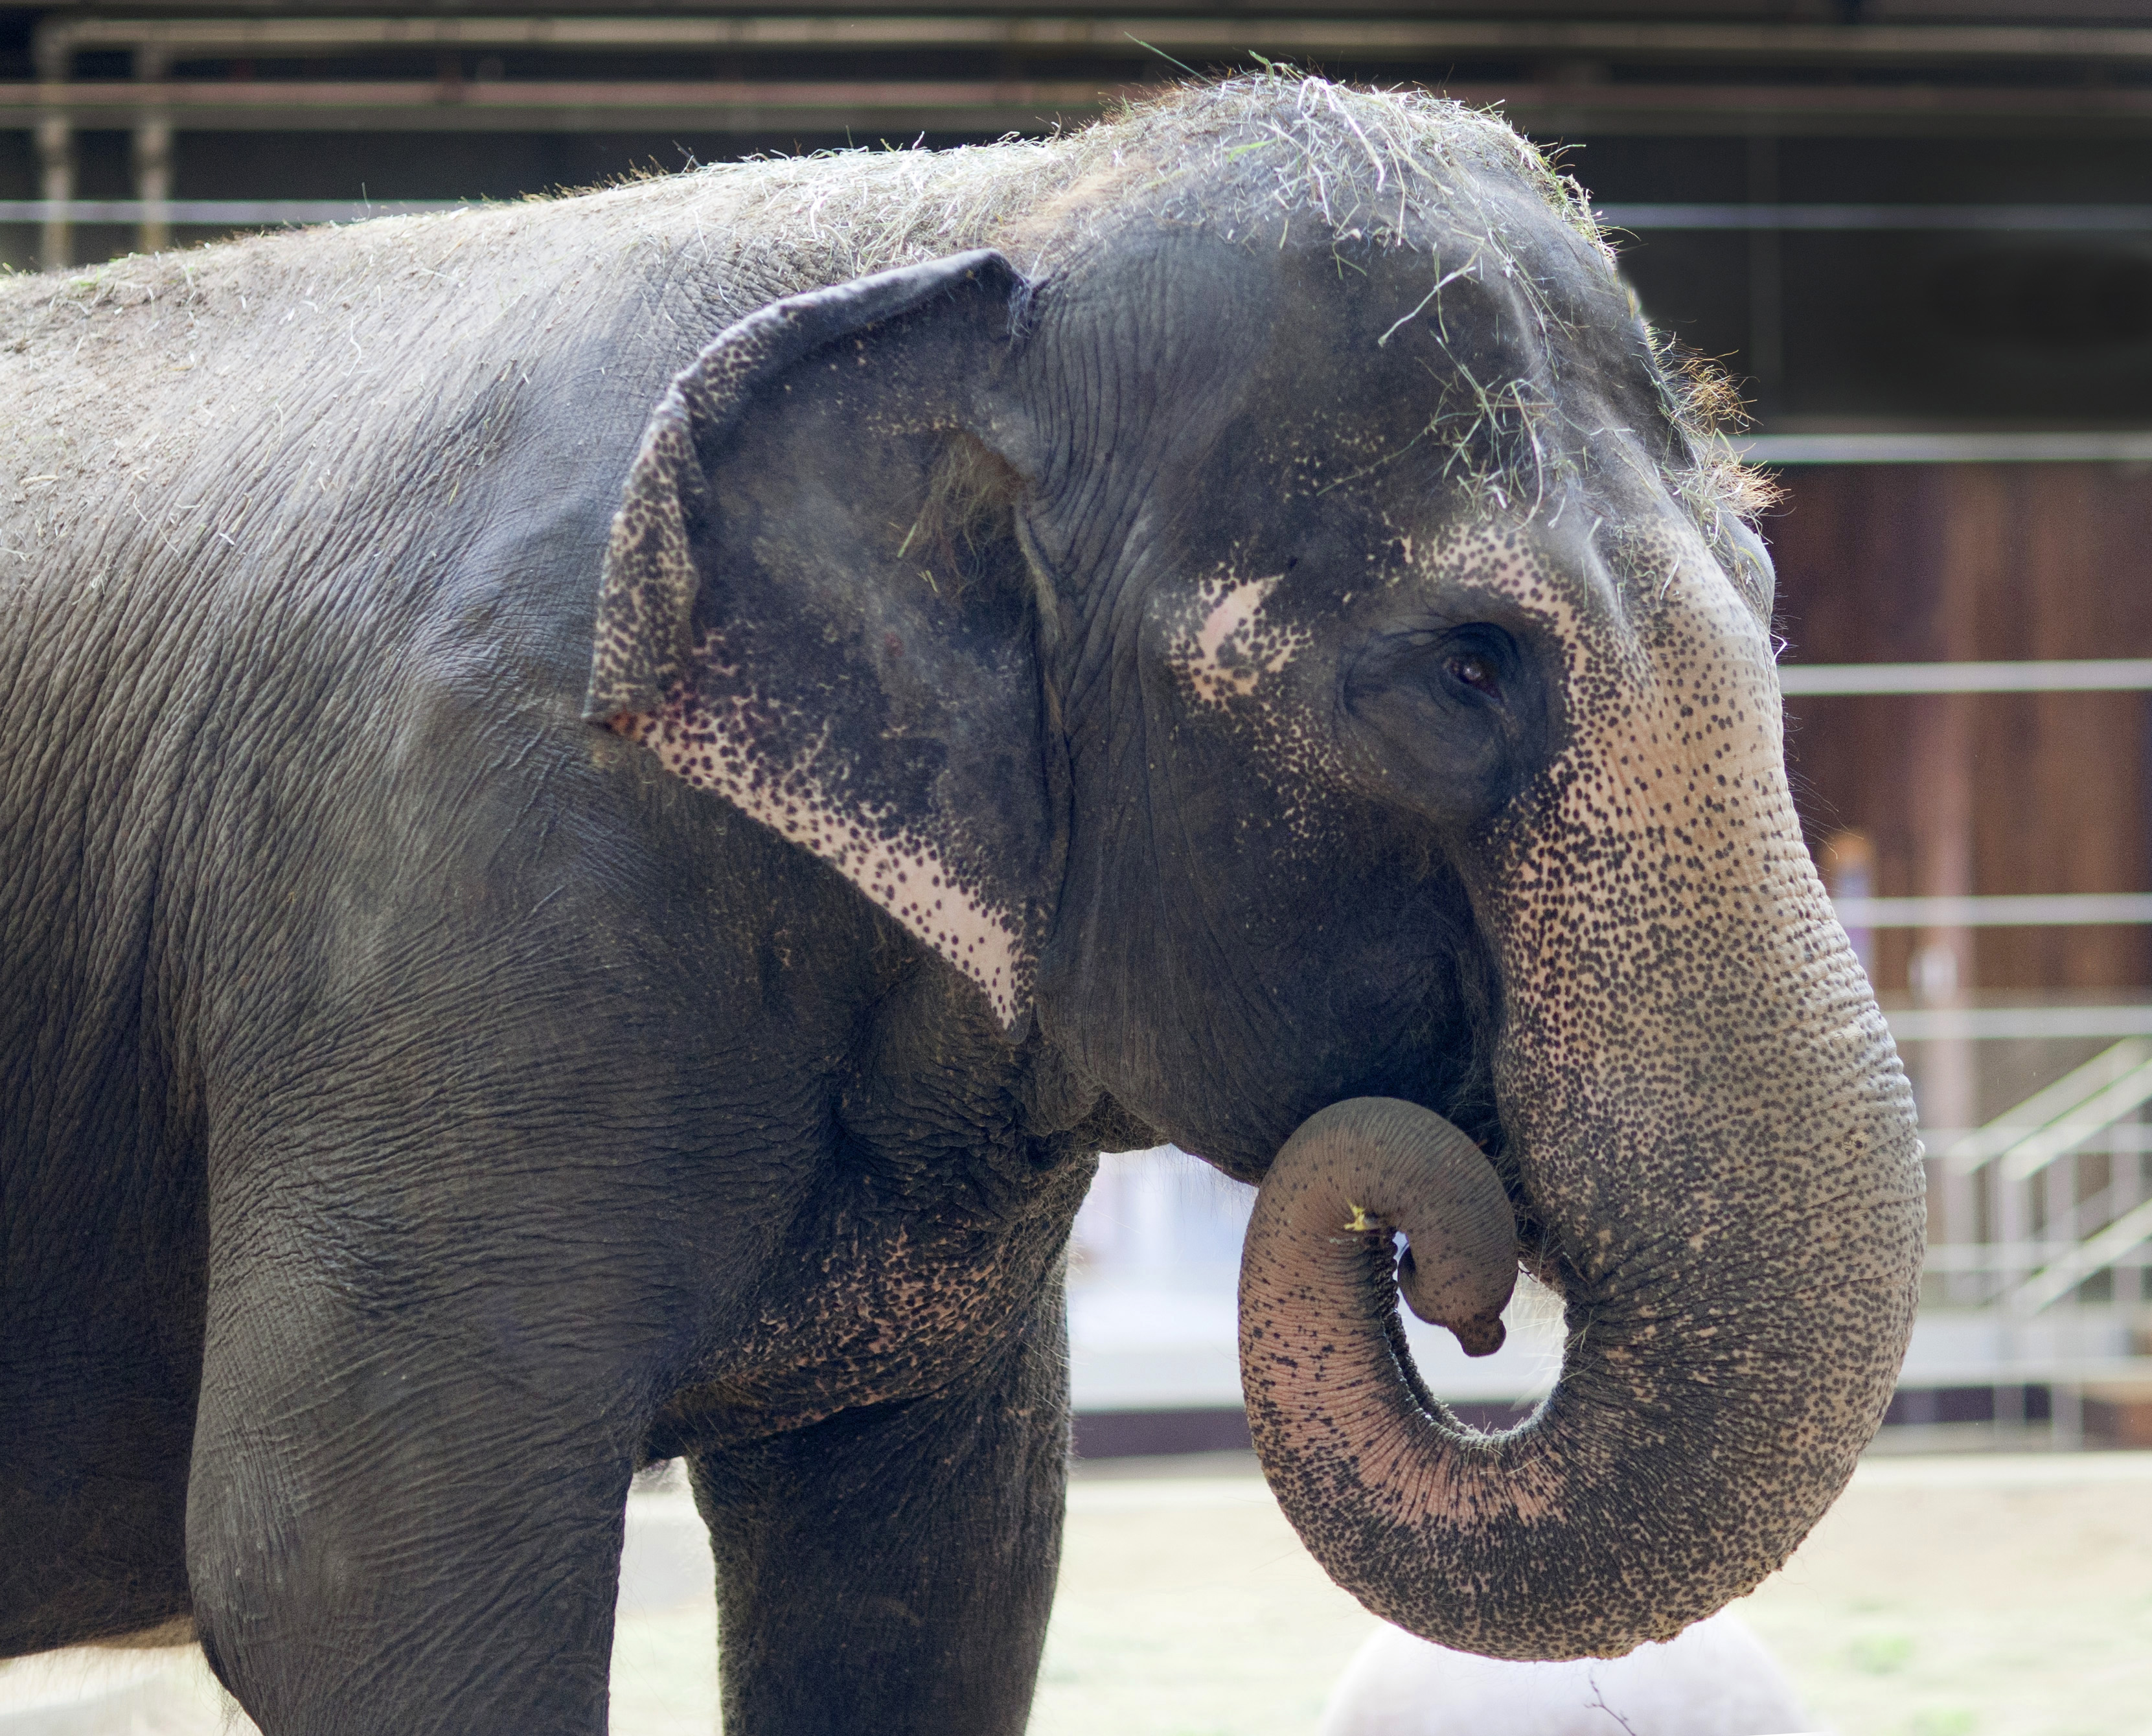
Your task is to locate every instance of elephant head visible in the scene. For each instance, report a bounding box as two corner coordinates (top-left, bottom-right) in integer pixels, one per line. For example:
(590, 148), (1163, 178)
(586, 79), (1925, 1658)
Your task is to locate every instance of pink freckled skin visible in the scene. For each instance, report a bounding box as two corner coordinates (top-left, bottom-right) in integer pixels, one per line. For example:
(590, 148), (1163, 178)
(610, 699), (1025, 1023)
(1195, 582), (1270, 664)
(1173, 577), (1311, 707)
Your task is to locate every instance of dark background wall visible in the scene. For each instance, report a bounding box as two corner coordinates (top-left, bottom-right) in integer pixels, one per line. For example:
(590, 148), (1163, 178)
(1774, 464), (2152, 996)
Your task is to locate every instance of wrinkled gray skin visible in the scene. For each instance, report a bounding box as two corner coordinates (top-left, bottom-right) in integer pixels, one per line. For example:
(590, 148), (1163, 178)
(0, 79), (1923, 1734)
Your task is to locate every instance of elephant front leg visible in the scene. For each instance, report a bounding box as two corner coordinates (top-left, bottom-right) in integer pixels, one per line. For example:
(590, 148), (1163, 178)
(693, 1279), (1071, 1736)
(185, 1247), (648, 1733)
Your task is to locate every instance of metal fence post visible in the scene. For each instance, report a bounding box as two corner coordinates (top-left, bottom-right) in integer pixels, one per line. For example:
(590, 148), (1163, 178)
(35, 115), (72, 272)
(32, 20), (74, 272)
(133, 43), (172, 256)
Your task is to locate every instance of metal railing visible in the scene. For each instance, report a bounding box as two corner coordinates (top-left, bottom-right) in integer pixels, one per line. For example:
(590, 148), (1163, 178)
(30, 14), (2152, 70)
(8, 8), (2152, 271)
(1781, 659), (2152, 693)
(1921, 1040), (2152, 1318)
(1775, 654), (2152, 1432)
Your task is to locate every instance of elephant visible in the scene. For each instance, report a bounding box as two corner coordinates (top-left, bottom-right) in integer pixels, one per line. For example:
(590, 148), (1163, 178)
(0, 73), (1923, 1735)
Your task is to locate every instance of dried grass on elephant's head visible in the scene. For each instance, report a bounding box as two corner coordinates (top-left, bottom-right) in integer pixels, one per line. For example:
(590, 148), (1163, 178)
(1653, 335), (1782, 586)
(680, 75), (1590, 264)
(1064, 75), (1605, 257)
(993, 74), (1770, 558)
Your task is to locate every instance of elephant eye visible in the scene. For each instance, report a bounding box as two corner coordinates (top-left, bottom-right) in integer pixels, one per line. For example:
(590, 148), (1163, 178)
(1447, 652), (1500, 698)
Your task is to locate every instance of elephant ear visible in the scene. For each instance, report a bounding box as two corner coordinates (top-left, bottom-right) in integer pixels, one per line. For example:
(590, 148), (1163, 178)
(586, 251), (1061, 1036)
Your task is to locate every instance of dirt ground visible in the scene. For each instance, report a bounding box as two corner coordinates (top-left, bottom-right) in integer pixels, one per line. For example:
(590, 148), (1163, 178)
(5, 1450), (2149, 1735)
(1035, 1450), (2152, 1736)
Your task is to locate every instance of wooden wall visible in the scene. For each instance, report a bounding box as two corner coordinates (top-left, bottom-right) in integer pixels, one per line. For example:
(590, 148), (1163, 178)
(1768, 463), (2152, 995)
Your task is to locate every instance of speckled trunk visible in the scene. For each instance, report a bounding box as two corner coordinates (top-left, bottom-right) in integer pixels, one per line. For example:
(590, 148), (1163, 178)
(1239, 574), (1927, 1661)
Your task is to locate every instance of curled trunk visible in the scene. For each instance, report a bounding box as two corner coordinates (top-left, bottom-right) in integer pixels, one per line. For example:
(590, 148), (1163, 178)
(1241, 1081), (1921, 1658)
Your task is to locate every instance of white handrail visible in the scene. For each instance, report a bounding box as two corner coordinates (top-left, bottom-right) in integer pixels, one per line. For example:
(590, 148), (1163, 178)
(1886, 1006), (2152, 1042)
(1780, 659), (2152, 694)
(1998, 1064), (2152, 1183)
(1744, 431), (2152, 465)
(2008, 1198), (2152, 1317)
(1600, 203), (2152, 232)
(1835, 894), (2152, 926)
(1940, 1042), (2152, 1172)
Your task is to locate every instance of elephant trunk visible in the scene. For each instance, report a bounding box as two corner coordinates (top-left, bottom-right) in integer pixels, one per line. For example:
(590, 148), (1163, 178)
(1240, 970), (1925, 1660)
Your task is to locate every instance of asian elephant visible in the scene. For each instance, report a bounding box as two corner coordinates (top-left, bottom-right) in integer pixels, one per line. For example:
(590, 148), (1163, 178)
(0, 74), (1923, 1735)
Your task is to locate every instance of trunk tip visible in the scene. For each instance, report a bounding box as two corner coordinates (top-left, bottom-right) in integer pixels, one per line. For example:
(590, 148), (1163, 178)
(1394, 1239), (1515, 1368)
(1448, 1312), (1506, 1357)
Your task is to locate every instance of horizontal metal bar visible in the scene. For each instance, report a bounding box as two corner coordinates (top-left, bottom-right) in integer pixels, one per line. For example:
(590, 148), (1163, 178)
(32, 15), (1215, 58)
(0, 78), (1129, 133)
(1743, 431), (2152, 466)
(1599, 203), (2152, 232)
(1887, 1006), (2152, 1042)
(1835, 895), (2152, 928)
(0, 198), (460, 223)
(1873, 1357), (2152, 1391)
(36, 16), (2152, 66)
(1929, 1125), (2152, 1158)
(0, 78), (1126, 111)
(1924, 1240), (2152, 1271)
(1779, 659), (2152, 695)
(6, 79), (2152, 135)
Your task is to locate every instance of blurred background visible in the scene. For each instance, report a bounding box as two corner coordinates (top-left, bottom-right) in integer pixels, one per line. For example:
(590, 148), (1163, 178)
(4, 4), (2152, 1734)
(3, 0), (2148, 1459)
